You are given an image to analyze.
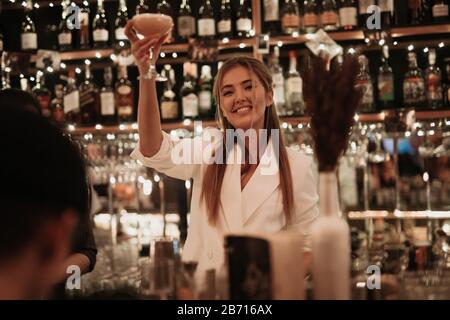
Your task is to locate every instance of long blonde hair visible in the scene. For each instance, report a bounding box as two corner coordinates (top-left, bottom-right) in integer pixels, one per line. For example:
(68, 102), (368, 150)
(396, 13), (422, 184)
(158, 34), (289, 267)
(201, 55), (294, 226)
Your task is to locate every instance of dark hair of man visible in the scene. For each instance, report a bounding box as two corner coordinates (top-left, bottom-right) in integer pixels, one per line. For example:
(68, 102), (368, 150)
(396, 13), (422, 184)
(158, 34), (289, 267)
(0, 88), (42, 115)
(0, 109), (88, 261)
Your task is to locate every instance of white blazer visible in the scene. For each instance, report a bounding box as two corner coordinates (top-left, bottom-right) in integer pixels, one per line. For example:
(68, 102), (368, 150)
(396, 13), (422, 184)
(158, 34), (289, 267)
(131, 128), (319, 273)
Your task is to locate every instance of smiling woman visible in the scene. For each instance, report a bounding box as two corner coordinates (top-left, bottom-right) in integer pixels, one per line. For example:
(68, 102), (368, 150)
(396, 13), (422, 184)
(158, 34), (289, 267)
(129, 29), (318, 274)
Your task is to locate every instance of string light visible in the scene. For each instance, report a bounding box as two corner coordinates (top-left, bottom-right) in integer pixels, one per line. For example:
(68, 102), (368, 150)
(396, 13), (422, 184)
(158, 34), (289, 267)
(160, 52), (166, 58)
(365, 38), (370, 44)
(239, 42), (246, 49)
(348, 48), (356, 55)
(222, 37), (230, 44)
(423, 47), (429, 53)
(277, 41), (283, 47)
(439, 42), (445, 48)
(408, 44), (414, 51)
(95, 52), (102, 59)
(263, 35), (269, 42)
(33, 2), (39, 8)
(393, 41), (398, 46)
(95, 124), (103, 130)
(60, 62), (66, 69)
(378, 39), (385, 46)
(75, 67), (81, 74)
(172, 52), (177, 58)
(85, 59), (91, 65)
(49, 2), (54, 7)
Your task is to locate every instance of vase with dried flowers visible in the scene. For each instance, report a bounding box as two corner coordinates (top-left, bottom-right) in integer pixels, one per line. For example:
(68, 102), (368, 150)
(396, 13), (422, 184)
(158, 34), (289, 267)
(303, 54), (363, 300)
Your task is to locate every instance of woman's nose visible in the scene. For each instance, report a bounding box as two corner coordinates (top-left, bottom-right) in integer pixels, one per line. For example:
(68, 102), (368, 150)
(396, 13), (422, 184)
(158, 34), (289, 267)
(235, 88), (246, 101)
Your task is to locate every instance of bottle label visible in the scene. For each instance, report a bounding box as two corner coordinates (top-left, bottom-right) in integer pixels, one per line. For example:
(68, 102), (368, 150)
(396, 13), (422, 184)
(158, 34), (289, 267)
(282, 14), (300, 29)
(303, 13), (318, 27)
(198, 19), (215, 36)
(93, 29), (109, 42)
(236, 18), (252, 32)
(20, 78), (28, 91)
(117, 85), (132, 95)
(339, 7), (358, 26)
(0, 38), (3, 51)
(286, 77), (303, 95)
(115, 27), (127, 40)
(161, 101), (179, 119)
(178, 16), (196, 37)
(321, 11), (339, 25)
(79, 12), (90, 45)
(273, 73), (285, 104)
(403, 77), (426, 104)
(101, 92), (115, 115)
(218, 19), (232, 34)
(379, 0), (394, 12)
(199, 91), (212, 112)
(447, 87), (450, 103)
(378, 75), (395, 101)
(21, 33), (37, 50)
(357, 79), (374, 105)
(182, 93), (199, 117)
(58, 32), (72, 45)
(79, 12), (89, 28)
(118, 105), (133, 116)
(427, 74), (443, 101)
(64, 90), (80, 114)
(433, 4), (449, 17)
(264, 0), (279, 22)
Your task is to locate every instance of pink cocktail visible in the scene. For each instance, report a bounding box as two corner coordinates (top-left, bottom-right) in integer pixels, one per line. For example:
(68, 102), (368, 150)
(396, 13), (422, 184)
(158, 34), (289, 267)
(132, 13), (173, 81)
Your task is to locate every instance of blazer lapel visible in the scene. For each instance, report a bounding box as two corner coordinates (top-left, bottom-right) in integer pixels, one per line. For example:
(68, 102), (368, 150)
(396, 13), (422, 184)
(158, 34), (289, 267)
(241, 138), (280, 225)
(220, 144), (244, 233)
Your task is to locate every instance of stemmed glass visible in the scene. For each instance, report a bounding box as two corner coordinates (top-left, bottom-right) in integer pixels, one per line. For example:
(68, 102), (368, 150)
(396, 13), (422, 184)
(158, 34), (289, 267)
(368, 124), (390, 164)
(132, 13), (173, 81)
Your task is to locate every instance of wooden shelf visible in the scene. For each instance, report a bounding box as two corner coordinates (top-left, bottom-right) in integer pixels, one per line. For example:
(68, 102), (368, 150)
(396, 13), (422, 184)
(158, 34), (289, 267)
(391, 24), (450, 38)
(67, 110), (450, 135)
(347, 210), (450, 220)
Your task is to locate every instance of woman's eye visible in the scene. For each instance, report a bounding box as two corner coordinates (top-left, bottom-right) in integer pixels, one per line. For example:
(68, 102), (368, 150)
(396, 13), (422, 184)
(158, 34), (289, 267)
(245, 85), (253, 90)
(223, 91), (232, 96)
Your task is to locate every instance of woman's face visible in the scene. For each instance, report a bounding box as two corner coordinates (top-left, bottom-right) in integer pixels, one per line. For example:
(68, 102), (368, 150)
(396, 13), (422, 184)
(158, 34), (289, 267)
(219, 65), (273, 131)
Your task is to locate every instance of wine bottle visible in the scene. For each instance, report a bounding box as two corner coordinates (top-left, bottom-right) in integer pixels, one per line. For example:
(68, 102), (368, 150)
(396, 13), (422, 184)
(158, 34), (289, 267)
(32, 70), (52, 119)
(178, 0), (196, 41)
(271, 46), (286, 115)
(356, 55), (375, 113)
(79, 60), (99, 125)
(403, 52), (426, 110)
(58, 0), (73, 51)
(135, 0), (150, 15)
(160, 65), (180, 121)
(425, 48), (443, 109)
(93, 0), (109, 48)
(181, 62), (199, 119)
(64, 69), (81, 125)
(236, 0), (252, 38)
(432, 0), (449, 22)
(115, 65), (134, 123)
(285, 51), (304, 116)
(157, 0), (174, 42)
(377, 45), (395, 110)
(198, 65), (213, 118)
(358, 0), (377, 28)
(115, 0), (129, 48)
(79, 0), (91, 49)
(321, 0), (339, 31)
(100, 66), (116, 124)
(21, 0), (37, 52)
(303, 0), (319, 34)
(198, 0), (216, 40)
(264, 0), (281, 35)
(218, 0), (233, 39)
(281, 0), (301, 35)
(339, 0), (358, 30)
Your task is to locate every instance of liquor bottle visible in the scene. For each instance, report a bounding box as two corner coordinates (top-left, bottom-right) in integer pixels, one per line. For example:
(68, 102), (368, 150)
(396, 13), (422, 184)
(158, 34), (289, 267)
(64, 69), (80, 124)
(379, 0), (395, 27)
(58, 0), (72, 51)
(198, 65), (213, 118)
(115, 65), (134, 123)
(358, 0), (377, 28)
(303, 0), (319, 34)
(93, 0), (109, 48)
(236, 0), (252, 38)
(178, 0), (196, 41)
(281, 0), (301, 35)
(135, 0), (150, 14)
(264, 0), (281, 35)
(377, 45), (395, 110)
(285, 51), (304, 116)
(100, 66), (116, 124)
(218, 0), (233, 39)
(32, 71), (52, 119)
(339, 0), (358, 30)
(115, 0), (129, 47)
(409, 0), (422, 24)
(403, 52), (426, 110)
(421, 0), (432, 23)
(79, 60), (99, 125)
(0, 23), (4, 52)
(20, 74), (30, 92)
(356, 55), (375, 113)
(180, 62), (199, 119)
(78, 0), (91, 49)
(432, 0), (449, 22)
(445, 57), (450, 107)
(1, 66), (11, 90)
(425, 48), (443, 109)
(321, 0), (339, 31)
(271, 46), (286, 115)
(157, 0), (174, 42)
(160, 65), (180, 121)
(51, 84), (65, 126)
(198, 0), (216, 40)
(21, 0), (37, 52)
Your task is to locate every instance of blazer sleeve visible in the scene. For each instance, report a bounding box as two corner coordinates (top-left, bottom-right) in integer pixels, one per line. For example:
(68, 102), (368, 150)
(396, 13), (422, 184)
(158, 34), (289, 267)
(288, 153), (319, 252)
(130, 131), (199, 181)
